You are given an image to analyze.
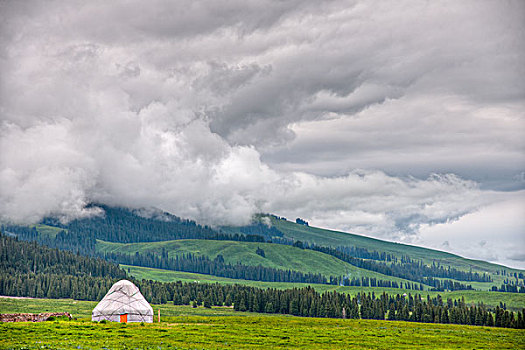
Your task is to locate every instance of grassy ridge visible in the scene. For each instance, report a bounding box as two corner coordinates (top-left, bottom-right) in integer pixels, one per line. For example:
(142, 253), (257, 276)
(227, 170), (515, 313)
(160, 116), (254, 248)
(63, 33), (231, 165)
(270, 217), (523, 276)
(123, 265), (525, 311)
(97, 239), (418, 286)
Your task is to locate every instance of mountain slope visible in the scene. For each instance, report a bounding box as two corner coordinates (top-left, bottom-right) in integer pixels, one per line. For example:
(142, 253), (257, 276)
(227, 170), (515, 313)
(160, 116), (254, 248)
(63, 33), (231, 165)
(96, 239), (418, 286)
(6, 206), (523, 289)
(268, 216), (522, 275)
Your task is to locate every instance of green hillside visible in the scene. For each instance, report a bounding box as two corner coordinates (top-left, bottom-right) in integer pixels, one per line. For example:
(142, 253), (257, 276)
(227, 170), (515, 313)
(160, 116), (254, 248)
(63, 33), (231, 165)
(9, 207), (524, 290)
(97, 239), (417, 286)
(268, 216), (522, 276)
(19, 210), (524, 280)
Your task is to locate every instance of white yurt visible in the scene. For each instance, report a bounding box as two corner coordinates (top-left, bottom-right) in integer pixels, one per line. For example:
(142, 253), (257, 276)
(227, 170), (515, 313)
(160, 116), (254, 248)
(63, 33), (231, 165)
(92, 280), (153, 323)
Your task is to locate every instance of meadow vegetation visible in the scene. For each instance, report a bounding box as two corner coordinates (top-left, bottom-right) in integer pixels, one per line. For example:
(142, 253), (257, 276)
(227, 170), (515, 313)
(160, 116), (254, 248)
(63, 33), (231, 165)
(0, 299), (523, 350)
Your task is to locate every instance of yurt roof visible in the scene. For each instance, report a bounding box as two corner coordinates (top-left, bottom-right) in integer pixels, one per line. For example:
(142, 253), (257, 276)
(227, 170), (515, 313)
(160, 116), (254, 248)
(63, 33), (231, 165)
(92, 280), (153, 317)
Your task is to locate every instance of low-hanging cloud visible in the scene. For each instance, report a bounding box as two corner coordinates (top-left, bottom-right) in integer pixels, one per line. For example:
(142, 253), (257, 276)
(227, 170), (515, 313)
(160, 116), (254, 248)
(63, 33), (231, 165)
(0, 103), (486, 235)
(0, 0), (524, 253)
(0, 106), (488, 239)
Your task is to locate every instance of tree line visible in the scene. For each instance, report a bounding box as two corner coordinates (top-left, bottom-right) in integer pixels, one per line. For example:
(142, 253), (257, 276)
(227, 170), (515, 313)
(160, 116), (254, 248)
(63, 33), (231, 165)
(337, 276), (422, 290)
(134, 280), (524, 329)
(491, 284), (525, 293)
(102, 248), (425, 290)
(336, 245), (398, 262)
(2, 225), (97, 255)
(0, 272), (118, 301)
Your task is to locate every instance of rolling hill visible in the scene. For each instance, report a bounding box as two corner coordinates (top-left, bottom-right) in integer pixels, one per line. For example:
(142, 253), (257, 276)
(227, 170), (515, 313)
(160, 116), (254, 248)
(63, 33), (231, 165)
(97, 238), (417, 286)
(4, 206), (523, 292)
(267, 216), (521, 275)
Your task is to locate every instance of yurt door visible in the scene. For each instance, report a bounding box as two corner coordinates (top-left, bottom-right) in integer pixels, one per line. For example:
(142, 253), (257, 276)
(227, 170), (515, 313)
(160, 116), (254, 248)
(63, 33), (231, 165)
(120, 314), (128, 323)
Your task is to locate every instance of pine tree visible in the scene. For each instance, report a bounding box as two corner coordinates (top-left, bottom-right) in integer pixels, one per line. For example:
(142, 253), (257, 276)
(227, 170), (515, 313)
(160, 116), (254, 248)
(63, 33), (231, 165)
(203, 297), (211, 308)
(388, 303), (396, 320)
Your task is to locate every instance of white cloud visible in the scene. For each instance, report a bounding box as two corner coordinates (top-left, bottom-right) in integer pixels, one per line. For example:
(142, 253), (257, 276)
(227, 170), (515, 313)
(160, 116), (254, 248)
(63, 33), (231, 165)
(417, 191), (525, 269)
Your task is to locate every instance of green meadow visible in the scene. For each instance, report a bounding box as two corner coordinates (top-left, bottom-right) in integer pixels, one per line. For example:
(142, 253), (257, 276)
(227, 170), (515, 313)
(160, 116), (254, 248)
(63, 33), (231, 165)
(1, 315), (524, 350)
(0, 298), (523, 350)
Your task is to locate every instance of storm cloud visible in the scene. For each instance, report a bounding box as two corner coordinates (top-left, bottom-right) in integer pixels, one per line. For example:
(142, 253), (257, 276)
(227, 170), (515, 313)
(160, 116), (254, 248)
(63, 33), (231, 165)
(1, 1), (524, 266)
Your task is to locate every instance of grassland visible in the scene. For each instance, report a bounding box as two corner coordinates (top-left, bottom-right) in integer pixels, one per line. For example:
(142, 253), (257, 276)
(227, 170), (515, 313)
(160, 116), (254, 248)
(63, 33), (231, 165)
(98, 239), (417, 285)
(1, 298), (523, 349)
(269, 217), (522, 277)
(124, 265), (525, 311)
(3, 317), (524, 350)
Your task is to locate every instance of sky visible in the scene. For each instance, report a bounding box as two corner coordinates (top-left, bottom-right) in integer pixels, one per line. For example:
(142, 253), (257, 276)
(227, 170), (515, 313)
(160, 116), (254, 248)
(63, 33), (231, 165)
(1, 1), (524, 268)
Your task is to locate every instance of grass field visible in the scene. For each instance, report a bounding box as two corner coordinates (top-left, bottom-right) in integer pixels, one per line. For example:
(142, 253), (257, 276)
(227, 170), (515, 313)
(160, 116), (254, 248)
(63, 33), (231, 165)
(124, 265), (525, 311)
(2, 317), (524, 350)
(98, 239), (418, 286)
(0, 298), (523, 349)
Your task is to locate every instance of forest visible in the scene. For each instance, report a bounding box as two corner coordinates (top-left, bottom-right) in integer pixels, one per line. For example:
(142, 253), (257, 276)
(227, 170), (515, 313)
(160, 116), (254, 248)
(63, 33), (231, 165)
(0, 233), (124, 300)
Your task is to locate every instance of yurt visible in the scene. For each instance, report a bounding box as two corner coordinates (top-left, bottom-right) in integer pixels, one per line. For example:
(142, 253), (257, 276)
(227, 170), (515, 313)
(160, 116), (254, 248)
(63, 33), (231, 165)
(92, 280), (153, 323)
